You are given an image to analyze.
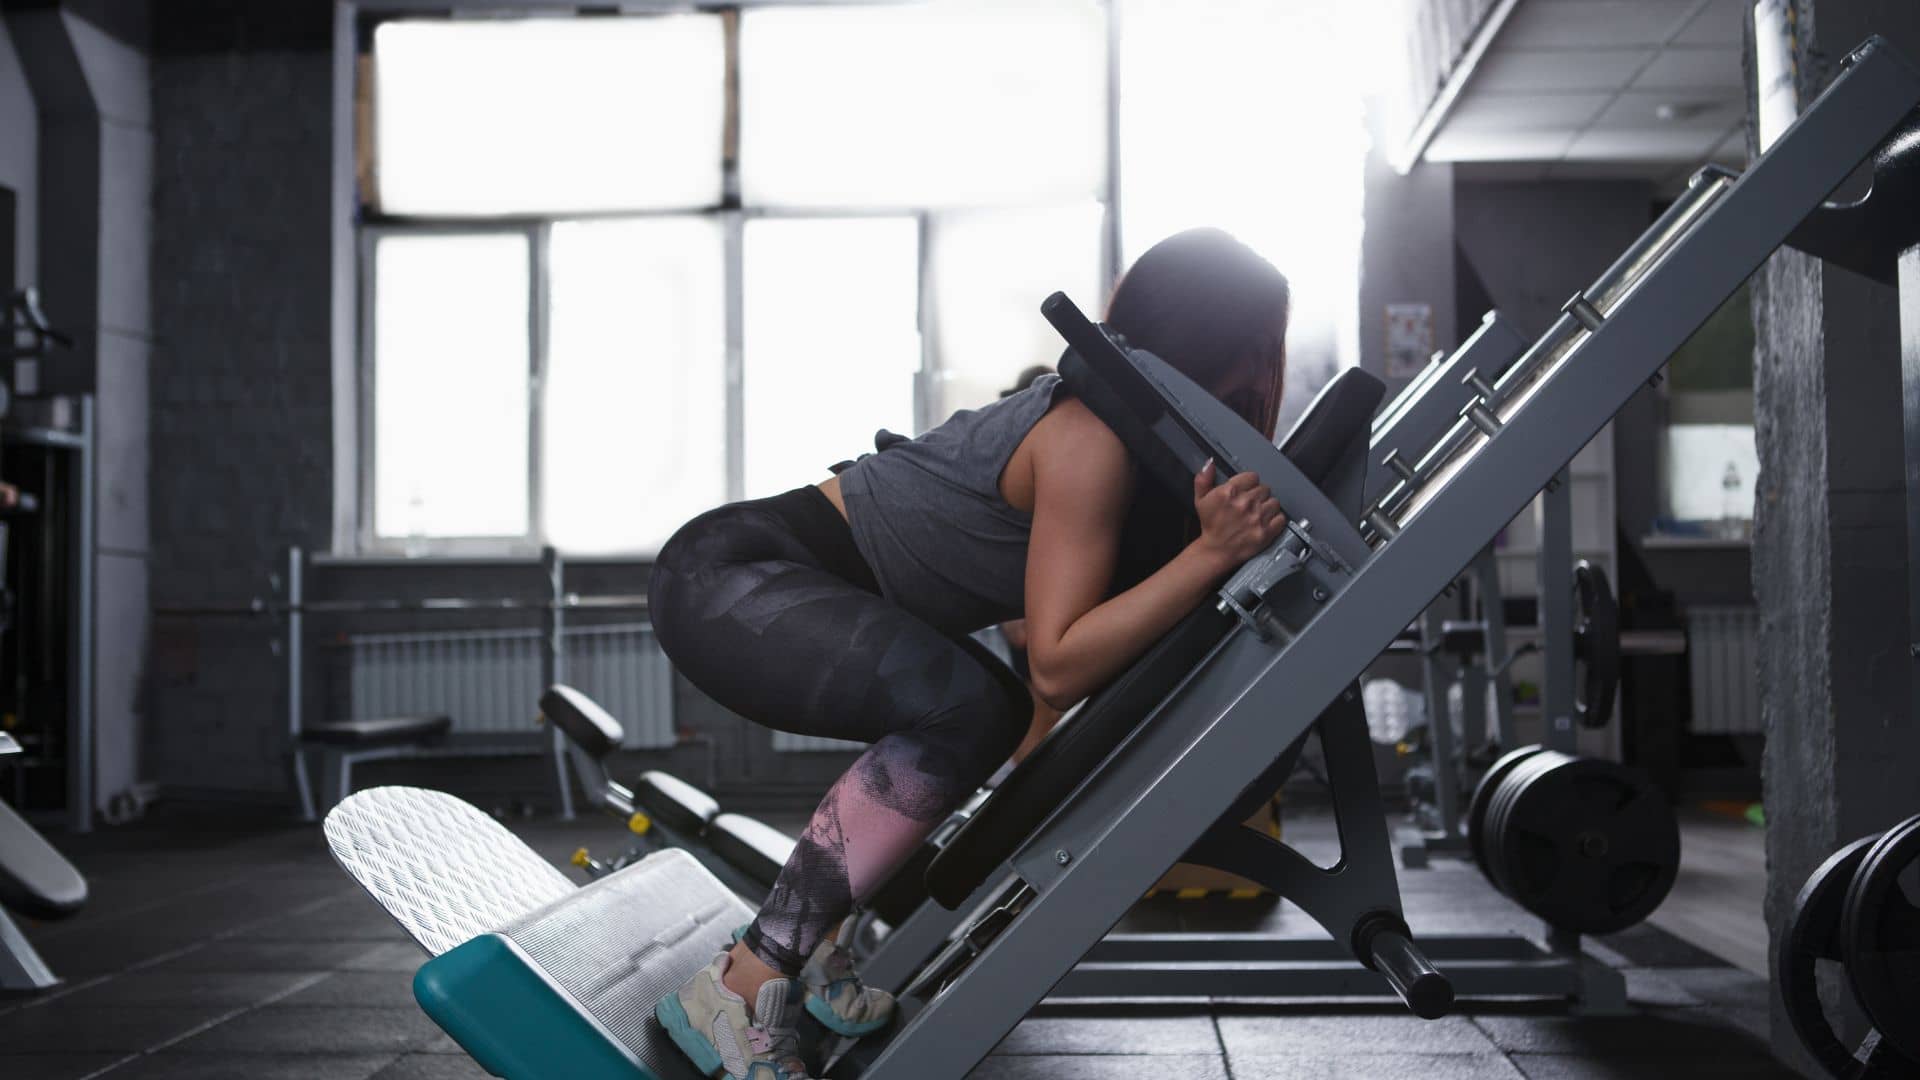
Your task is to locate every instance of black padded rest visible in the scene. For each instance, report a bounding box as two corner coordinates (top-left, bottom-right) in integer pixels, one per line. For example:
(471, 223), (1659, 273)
(540, 684), (625, 760)
(709, 813), (797, 890)
(923, 362), (1385, 910)
(301, 715), (450, 748)
(635, 770), (721, 836)
(0, 798), (87, 921)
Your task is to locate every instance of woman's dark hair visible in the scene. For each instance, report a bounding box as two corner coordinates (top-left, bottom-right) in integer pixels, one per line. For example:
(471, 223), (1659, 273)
(1000, 364), (1056, 398)
(1098, 228), (1291, 596)
(1104, 227), (1290, 441)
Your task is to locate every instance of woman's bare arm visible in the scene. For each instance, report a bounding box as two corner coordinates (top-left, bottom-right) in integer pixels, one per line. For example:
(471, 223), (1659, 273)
(1022, 401), (1286, 709)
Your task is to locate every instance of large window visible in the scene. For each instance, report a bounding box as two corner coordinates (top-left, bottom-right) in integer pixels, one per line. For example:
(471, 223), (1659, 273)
(355, 3), (1368, 555)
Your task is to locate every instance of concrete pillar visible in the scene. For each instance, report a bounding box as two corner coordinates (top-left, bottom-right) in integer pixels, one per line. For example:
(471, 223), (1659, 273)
(1748, 2), (1920, 1072)
(7, 4), (151, 826)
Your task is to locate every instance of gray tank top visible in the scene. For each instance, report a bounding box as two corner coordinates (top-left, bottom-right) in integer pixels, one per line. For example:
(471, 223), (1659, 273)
(837, 374), (1066, 637)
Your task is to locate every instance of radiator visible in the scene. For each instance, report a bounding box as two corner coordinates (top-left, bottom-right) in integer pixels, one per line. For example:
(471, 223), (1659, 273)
(346, 622), (675, 749)
(1686, 605), (1761, 735)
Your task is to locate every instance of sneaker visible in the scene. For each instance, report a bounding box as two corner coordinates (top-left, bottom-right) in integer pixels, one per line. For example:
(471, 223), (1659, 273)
(732, 922), (896, 1037)
(656, 952), (814, 1080)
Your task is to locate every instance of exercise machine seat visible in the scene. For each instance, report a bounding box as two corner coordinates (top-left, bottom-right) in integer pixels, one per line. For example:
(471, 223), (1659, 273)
(302, 715), (451, 748)
(540, 684), (625, 761)
(924, 367), (1384, 909)
(634, 771), (721, 837)
(0, 799), (87, 922)
(708, 812), (798, 889)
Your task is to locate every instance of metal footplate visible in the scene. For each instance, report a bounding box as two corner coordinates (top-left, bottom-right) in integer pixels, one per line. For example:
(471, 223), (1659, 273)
(326, 786), (750, 1080)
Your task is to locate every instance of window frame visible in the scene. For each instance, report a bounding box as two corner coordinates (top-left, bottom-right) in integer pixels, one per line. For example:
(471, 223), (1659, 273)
(339, 1), (1123, 557)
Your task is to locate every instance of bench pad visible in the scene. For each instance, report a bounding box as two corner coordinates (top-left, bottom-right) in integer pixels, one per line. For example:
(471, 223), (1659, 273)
(635, 771), (721, 836)
(303, 715), (451, 748)
(709, 812), (797, 889)
(541, 684), (625, 760)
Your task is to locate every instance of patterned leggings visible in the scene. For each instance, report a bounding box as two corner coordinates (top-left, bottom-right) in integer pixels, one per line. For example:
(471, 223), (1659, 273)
(648, 486), (1029, 975)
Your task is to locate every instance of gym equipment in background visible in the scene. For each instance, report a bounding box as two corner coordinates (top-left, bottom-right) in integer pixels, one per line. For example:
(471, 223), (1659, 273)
(0, 729), (89, 989)
(156, 548), (656, 821)
(539, 683), (795, 898)
(1779, 813), (1920, 1079)
(1466, 745), (1679, 934)
(322, 38), (1920, 1079)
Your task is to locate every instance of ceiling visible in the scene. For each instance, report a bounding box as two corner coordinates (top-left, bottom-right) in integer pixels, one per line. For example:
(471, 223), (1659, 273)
(1424, 0), (1751, 189)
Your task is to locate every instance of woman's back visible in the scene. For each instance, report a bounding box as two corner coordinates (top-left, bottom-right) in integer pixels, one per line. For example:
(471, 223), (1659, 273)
(835, 374), (1066, 638)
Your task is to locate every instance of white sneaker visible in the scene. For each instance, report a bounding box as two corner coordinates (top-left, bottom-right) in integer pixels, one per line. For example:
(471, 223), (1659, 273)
(656, 952), (814, 1080)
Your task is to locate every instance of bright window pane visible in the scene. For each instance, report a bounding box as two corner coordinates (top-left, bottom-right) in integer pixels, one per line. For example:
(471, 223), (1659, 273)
(1664, 424), (1757, 525)
(930, 204), (1103, 420)
(743, 218), (920, 499)
(373, 234), (530, 539)
(741, 1), (1106, 207)
(375, 17), (725, 216)
(1120, 1), (1366, 429)
(544, 218), (727, 555)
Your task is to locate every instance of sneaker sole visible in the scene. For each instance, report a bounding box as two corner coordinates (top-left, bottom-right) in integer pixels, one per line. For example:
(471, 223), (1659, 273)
(805, 994), (891, 1037)
(655, 991), (728, 1078)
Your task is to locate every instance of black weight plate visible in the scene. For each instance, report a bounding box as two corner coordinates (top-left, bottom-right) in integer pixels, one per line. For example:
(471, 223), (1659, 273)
(1780, 834), (1891, 1080)
(1497, 755), (1679, 934)
(1485, 749), (1572, 899)
(1842, 814), (1920, 1065)
(1572, 560), (1620, 729)
(1468, 744), (1550, 880)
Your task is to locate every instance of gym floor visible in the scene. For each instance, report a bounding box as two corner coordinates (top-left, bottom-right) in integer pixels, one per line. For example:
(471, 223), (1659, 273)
(0, 806), (1783, 1080)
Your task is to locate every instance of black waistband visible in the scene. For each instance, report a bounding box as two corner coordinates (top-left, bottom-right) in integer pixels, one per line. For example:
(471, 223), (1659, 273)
(761, 486), (882, 596)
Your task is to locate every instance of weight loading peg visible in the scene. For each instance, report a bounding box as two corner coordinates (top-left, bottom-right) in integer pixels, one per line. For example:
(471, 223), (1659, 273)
(1366, 508), (1401, 541)
(1562, 292), (1606, 332)
(1382, 449), (1418, 485)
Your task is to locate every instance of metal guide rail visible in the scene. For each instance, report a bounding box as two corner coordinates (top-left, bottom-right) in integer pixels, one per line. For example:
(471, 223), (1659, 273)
(849, 37), (1920, 1078)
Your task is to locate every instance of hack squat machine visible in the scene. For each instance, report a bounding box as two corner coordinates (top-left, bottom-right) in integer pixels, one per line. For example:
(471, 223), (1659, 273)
(316, 36), (1920, 1080)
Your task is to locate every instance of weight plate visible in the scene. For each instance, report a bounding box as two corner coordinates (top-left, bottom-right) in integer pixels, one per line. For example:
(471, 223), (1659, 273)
(1841, 814), (1920, 1065)
(1484, 749), (1571, 899)
(1780, 833), (1920, 1080)
(1572, 560), (1620, 729)
(1467, 745), (1549, 878)
(1494, 755), (1678, 934)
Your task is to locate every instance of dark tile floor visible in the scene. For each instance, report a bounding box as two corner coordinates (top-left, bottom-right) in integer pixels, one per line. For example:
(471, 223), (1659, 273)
(1, 804), (1794, 1080)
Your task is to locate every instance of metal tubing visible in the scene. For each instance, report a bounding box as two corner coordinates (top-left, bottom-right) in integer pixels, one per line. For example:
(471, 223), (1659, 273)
(289, 546), (314, 822)
(1536, 473), (1576, 754)
(71, 398), (94, 834)
(0, 908), (58, 990)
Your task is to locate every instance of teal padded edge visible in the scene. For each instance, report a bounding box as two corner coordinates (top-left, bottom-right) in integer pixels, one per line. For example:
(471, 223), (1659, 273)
(415, 934), (654, 1080)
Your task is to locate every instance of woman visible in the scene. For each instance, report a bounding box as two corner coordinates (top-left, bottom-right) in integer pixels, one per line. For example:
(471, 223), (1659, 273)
(649, 228), (1291, 1079)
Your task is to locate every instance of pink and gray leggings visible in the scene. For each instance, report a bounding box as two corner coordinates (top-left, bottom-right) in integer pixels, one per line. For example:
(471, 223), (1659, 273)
(647, 486), (1028, 976)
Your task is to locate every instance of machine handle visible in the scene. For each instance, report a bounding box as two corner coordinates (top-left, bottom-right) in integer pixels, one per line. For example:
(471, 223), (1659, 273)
(1367, 928), (1454, 1019)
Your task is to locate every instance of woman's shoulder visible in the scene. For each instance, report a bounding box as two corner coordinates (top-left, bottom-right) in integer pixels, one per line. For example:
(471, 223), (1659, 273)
(1033, 395), (1131, 475)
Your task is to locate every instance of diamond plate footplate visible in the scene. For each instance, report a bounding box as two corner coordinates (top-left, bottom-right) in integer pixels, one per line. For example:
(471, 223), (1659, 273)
(324, 785), (577, 956)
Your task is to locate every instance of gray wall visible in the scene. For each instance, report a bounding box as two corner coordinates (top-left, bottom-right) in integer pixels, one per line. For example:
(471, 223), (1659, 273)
(148, 3), (336, 796)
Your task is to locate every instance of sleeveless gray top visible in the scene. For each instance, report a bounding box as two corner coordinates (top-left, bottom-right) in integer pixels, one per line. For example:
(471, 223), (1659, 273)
(838, 374), (1066, 637)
